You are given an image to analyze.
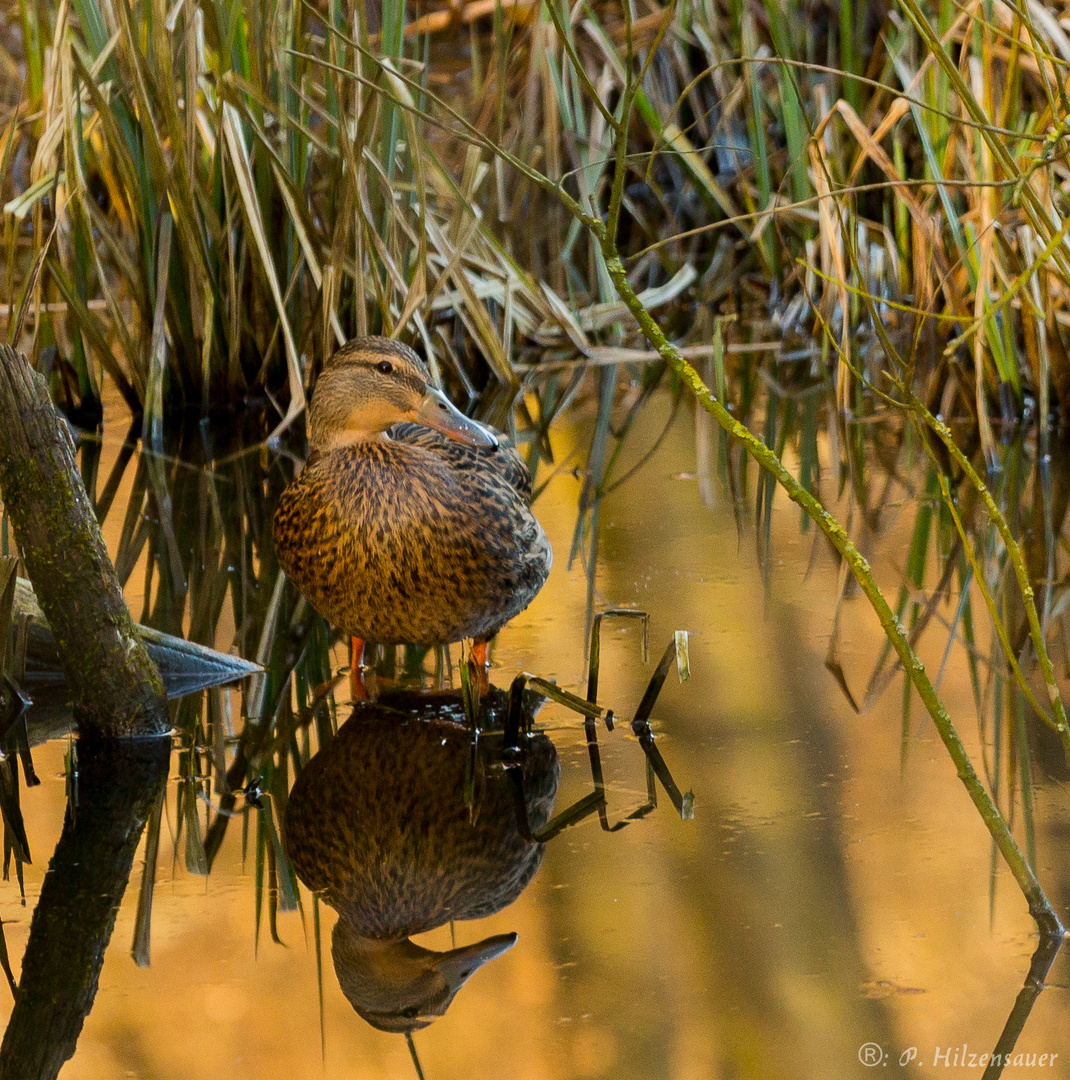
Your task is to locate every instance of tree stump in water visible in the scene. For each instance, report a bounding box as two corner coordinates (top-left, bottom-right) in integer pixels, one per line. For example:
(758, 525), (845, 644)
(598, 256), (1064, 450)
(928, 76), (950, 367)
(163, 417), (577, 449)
(0, 345), (168, 737)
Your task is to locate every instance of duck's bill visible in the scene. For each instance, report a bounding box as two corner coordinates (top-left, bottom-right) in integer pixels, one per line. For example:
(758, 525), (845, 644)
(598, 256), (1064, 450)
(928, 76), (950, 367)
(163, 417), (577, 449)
(432, 932), (518, 991)
(412, 388), (498, 448)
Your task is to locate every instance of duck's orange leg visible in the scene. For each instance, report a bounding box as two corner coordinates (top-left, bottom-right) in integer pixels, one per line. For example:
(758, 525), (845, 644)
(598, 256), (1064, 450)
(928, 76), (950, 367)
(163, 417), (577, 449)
(469, 638), (491, 695)
(350, 636), (368, 701)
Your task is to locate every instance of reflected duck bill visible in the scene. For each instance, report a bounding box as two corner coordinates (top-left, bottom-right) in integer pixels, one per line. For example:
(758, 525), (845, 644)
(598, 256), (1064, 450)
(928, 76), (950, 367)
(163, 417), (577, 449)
(432, 931), (519, 991)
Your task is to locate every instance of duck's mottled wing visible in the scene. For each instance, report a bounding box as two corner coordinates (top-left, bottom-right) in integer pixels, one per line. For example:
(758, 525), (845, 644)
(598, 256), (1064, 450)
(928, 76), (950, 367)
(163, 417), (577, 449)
(275, 430), (551, 645)
(388, 422), (533, 500)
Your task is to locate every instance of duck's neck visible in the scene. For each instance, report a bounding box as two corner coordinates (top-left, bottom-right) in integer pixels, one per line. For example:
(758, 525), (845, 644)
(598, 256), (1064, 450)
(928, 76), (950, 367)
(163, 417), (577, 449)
(312, 428), (390, 453)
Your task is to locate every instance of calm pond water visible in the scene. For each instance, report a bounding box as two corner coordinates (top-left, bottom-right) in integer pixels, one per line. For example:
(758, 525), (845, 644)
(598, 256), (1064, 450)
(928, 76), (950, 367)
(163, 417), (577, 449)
(2, 384), (1070, 1080)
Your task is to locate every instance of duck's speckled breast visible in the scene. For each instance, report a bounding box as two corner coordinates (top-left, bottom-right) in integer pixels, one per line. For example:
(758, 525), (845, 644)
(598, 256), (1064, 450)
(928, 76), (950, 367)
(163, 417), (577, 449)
(273, 437), (550, 644)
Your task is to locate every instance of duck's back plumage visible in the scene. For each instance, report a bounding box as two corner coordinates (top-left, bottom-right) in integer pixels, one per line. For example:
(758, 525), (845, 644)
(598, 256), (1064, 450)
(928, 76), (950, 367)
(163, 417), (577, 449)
(387, 422), (534, 498)
(273, 427), (551, 645)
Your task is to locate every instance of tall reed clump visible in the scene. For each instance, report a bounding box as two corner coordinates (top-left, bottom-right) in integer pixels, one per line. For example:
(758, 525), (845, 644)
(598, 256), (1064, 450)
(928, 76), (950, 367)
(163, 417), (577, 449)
(514, 0), (1070, 455)
(3, 0), (1070, 447)
(0, 0), (586, 436)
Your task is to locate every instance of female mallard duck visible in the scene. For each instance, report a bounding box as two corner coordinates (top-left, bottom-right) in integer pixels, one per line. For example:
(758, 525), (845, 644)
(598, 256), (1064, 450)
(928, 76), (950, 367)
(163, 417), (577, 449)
(273, 337), (551, 656)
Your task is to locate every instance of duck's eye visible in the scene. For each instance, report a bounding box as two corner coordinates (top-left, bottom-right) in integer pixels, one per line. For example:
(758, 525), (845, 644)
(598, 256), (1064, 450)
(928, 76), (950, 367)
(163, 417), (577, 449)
(376, 360), (393, 374)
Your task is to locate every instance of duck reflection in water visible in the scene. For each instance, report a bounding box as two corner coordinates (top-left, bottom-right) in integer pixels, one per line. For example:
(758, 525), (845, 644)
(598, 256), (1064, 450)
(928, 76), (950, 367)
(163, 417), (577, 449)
(284, 685), (558, 1033)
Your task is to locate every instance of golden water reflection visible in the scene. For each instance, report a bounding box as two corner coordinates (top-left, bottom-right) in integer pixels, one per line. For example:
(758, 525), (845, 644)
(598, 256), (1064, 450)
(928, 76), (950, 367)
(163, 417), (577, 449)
(0, 389), (1068, 1078)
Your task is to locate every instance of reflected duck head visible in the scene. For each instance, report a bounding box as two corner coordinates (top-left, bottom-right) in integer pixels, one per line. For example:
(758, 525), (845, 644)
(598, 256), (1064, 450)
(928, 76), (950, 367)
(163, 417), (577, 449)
(309, 336), (496, 452)
(332, 924), (518, 1032)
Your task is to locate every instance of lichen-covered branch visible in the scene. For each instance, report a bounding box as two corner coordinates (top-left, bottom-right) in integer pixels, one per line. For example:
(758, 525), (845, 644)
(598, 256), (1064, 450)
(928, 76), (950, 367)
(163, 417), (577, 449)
(597, 245), (1064, 938)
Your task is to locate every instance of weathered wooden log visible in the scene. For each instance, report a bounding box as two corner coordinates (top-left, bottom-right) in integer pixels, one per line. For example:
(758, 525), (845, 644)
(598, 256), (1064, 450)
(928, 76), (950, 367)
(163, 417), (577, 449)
(0, 345), (168, 737)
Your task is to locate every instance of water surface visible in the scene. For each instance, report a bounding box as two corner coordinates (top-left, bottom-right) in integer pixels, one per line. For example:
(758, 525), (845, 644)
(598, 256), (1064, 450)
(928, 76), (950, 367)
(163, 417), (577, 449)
(1, 387), (1068, 1080)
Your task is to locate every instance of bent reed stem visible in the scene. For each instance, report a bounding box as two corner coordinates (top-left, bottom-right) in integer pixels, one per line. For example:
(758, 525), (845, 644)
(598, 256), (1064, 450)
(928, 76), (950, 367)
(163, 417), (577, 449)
(906, 394), (1070, 752)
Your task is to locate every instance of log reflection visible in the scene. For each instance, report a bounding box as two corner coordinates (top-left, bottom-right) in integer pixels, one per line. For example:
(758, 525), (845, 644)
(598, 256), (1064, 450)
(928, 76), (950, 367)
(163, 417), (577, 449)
(0, 733), (170, 1080)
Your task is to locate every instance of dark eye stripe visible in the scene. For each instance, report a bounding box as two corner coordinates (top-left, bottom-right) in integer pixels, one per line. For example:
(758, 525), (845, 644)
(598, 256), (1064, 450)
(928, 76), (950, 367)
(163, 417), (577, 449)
(354, 359), (427, 396)
(396, 373), (428, 396)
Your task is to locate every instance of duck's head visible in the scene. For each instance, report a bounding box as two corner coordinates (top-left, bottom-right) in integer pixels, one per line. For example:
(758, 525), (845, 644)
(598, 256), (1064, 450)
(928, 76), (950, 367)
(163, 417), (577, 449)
(309, 336), (497, 453)
(332, 921), (518, 1033)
